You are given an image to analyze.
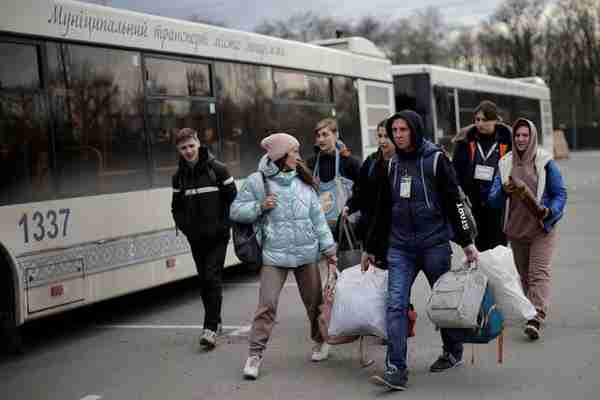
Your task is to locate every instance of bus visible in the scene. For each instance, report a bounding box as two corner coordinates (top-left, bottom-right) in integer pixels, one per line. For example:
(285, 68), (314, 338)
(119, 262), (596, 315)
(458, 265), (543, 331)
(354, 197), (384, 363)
(0, 0), (395, 350)
(390, 64), (554, 154)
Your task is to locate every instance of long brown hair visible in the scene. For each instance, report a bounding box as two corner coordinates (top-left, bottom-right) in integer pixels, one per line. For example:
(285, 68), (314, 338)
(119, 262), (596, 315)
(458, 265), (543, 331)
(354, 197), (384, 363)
(273, 156), (318, 191)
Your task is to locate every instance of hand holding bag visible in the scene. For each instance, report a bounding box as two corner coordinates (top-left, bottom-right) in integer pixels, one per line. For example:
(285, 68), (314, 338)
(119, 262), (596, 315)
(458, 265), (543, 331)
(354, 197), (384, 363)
(336, 215), (362, 272)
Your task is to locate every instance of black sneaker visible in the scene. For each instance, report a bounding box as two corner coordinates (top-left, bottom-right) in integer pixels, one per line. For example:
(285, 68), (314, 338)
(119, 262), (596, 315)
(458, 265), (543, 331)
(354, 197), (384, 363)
(524, 320), (541, 341)
(371, 367), (408, 391)
(430, 352), (464, 372)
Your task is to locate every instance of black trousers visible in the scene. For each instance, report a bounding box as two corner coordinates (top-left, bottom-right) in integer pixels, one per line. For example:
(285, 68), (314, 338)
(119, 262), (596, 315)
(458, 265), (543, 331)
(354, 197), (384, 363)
(473, 205), (507, 252)
(188, 235), (229, 331)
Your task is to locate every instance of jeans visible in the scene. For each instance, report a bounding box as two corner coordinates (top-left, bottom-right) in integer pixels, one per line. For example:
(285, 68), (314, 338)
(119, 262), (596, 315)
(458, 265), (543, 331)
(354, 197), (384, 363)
(188, 235), (229, 332)
(386, 243), (463, 371)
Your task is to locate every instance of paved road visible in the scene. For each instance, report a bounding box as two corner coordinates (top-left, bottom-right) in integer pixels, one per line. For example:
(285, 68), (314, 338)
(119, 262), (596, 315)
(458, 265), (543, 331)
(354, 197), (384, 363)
(1, 151), (599, 400)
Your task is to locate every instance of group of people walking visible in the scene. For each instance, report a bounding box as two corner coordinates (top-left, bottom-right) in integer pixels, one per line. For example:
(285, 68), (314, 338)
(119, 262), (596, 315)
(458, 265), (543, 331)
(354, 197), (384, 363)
(170, 100), (566, 390)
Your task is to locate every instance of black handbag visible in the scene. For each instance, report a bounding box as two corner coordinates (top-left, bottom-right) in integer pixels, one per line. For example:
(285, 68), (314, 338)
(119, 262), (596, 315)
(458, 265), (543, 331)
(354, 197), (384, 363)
(336, 216), (363, 272)
(232, 173), (269, 266)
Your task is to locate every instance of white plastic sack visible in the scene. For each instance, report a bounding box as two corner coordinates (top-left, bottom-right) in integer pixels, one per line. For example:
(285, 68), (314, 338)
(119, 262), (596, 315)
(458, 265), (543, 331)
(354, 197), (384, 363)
(476, 245), (537, 324)
(328, 265), (388, 338)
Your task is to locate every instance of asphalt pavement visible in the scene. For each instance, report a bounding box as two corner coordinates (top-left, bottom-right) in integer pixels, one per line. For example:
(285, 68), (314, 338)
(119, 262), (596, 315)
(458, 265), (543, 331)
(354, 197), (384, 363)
(1, 151), (599, 400)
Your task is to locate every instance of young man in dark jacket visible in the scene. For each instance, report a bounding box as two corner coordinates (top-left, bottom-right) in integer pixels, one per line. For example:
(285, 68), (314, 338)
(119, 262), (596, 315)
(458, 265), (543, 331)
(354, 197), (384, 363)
(452, 100), (511, 251)
(171, 128), (237, 349)
(365, 111), (479, 391)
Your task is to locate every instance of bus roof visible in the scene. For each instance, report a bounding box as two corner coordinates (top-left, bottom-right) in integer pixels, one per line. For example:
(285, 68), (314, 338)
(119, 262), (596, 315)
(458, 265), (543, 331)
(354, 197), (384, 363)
(390, 64), (550, 100)
(0, 0), (392, 82)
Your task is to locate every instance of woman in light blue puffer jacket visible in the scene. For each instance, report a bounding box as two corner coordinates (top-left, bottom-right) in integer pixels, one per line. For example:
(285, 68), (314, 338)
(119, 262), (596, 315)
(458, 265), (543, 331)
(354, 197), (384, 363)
(230, 133), (337, 380)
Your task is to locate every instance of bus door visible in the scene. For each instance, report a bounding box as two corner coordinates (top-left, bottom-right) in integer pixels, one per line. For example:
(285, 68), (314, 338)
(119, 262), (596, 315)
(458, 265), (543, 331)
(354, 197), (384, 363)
(356, 80), (395, 157)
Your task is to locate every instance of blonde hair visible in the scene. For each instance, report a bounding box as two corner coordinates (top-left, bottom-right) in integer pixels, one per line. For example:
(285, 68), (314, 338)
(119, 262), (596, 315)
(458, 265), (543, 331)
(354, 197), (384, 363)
(314, 118), (338, 135)
(174, 128), (199, 146)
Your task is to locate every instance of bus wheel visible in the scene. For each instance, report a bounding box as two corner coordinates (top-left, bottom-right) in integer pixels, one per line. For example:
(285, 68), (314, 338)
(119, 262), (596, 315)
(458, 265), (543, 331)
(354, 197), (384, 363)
(0, 260), (23, 355)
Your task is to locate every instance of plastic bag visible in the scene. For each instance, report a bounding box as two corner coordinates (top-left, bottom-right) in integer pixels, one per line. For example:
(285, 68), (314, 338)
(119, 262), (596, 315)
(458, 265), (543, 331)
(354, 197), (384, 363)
(318, 267), (360, 345)
(328, 265), (388, 338)
(476, 245), (537, 324)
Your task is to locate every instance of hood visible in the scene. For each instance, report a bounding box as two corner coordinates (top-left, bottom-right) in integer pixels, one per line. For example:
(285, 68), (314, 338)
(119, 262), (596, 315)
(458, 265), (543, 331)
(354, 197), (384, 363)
(178, 145), (213, 171)
(257, 154), (297, 185)
(385, 110), (425, 154)
(512, 118), (538, 165)
(258, 154), (280, 177)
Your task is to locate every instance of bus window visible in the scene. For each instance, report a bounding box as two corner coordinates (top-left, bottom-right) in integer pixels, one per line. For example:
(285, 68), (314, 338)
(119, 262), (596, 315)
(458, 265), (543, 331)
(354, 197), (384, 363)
(433, 86), (458, 154)
(272, 70), (336, 161)
(272, 102), (335, 160)
(47, 43), (149, 198)
(274, 70), (332, 103)
(334, 77), (361, 157)
(393, 74), (433, 139)
(145, 58), (211, 98)
(214, 62), (274, 178)
(0, 42), (40, 91)
(458, 90), (511, 127)
(0, 42), (53, 205)
(146, 100), (216, 186)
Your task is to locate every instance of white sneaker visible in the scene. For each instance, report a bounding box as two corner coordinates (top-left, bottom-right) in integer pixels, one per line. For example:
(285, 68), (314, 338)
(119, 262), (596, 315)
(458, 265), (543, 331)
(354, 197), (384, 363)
(311, 342), (330, 362)
(243, 355), (263, 380)
(199, 329), (217, 349)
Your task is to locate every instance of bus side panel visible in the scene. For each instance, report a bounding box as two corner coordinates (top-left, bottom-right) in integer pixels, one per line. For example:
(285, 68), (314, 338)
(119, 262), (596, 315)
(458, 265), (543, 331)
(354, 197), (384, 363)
(22, 250), (198, 322)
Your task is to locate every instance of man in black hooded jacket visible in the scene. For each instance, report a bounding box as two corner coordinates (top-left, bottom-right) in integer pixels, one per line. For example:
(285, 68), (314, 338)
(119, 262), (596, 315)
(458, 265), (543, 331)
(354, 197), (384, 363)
(171, 128), (237, 350)
(364, 111), (478, 391)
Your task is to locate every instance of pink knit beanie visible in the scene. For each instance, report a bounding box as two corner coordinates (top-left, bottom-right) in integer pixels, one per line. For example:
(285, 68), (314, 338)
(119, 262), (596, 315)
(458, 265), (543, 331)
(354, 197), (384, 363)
(260, 133), (300, 161)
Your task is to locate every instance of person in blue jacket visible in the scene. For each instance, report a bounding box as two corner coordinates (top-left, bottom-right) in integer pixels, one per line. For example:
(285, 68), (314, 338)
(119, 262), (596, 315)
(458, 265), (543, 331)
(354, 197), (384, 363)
(488, 118), (567, 340)
(230, 133), (337, 380)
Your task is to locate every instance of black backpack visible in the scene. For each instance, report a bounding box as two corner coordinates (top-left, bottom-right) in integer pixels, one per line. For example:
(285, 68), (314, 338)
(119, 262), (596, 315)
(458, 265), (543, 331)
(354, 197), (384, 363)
(232, 172), (269, 266)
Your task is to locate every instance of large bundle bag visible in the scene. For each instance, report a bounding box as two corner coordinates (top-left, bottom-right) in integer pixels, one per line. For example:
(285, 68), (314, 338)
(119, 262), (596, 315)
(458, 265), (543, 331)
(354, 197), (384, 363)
(317, 268), (360, 345)
(427, 263), (488, 329)
(328, 265), (388, 338)
(476, 245), (537, 324)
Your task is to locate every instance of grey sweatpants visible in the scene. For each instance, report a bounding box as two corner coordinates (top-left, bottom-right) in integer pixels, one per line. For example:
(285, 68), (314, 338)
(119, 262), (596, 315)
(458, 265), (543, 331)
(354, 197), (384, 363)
(510, 230), (557, 324)
(249, 263), (324, 356)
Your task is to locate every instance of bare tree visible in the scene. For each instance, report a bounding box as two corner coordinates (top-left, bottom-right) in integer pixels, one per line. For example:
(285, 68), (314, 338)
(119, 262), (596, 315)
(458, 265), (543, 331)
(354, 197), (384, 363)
(478, 0), (547, 77)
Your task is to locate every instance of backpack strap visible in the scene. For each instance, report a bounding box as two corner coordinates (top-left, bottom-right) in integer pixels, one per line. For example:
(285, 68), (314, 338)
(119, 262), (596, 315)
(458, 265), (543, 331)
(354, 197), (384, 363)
(468, 141), (477, 163)
(206, 160), (219, 186)
(432, 151), (442, 178)
(499, 143), (508, 158)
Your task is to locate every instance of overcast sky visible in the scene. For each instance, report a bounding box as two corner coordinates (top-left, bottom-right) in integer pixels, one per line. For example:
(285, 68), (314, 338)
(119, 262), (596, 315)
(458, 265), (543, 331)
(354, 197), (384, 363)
(83, 0), (505, 30)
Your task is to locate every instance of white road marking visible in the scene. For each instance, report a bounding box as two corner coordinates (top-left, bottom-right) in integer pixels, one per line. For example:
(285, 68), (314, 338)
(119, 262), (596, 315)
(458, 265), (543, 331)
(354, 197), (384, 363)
(80, 395), (102, 400)
(97, 324), (250, 332)
(223, 282), (298, 287)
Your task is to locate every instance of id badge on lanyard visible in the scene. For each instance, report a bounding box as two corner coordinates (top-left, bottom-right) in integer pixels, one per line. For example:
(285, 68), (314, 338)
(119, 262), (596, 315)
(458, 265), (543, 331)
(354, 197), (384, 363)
(400, 175), (412, 199)
(473, 142), (497, 182)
